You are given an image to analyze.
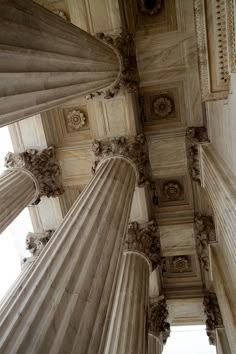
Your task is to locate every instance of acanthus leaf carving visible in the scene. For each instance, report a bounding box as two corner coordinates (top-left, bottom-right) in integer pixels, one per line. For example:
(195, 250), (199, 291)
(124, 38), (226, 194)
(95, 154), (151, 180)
(125, 219), (161, 270)
(5, 146), (64, 203)
(92, 134), (151, 186)
(186, 127), (209, 144)
(23, 230), (54, 265)
(194, 216), (216, 272)
(87, 32), (139, 99)
(148, 298), (170, 344)
(203, 292), (223, 345)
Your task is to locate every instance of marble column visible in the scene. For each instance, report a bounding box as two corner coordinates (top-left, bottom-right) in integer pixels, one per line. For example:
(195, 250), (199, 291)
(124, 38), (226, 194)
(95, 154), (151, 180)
(0, 146), (63, 234)
(103, 220), (161, 354)
(0, 231), (53, 320)
(0, 135), (151, 354)
(0, 0), (121, 127)
(148, 299), (170, 354)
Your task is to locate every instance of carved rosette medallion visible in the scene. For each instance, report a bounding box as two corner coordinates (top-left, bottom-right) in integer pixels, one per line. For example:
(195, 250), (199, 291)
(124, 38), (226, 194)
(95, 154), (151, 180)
(92, 134), (151, 186)
(87, 32), (139, 99)
(66, 109), (86, 132)
(203, 292), (223, 345)
(172, 256), (190, 273)
(163, 181), (182, 200)
(24, 230), (54, 264)
(124, 220), (161, 270)
(148, 299), (170, 344)
(194, 216), (216, 271)
(5, 146), (64, 203)
(153, 96), (172, 118)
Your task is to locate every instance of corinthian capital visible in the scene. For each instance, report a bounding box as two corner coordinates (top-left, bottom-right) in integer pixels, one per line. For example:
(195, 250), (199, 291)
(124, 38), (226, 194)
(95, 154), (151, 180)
(194, 216), (216, 271)
(5, 146), (64, 203)
(148, 298), (170, 344)
(203, 292), (223, 345)
(92, 134), (151, 186)
(87, 32), (139, 99)
(124, 220), (161, 270)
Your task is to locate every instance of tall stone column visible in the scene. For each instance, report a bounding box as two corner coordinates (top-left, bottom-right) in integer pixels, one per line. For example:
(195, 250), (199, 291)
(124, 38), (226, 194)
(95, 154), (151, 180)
(148, 298), (170, 354)
(103, 220), (161, 354)
(0, 230), (53, 319)
(0, 146), (63, 234)
(0, 135), (151, 354)
(0, 0), (121, 127)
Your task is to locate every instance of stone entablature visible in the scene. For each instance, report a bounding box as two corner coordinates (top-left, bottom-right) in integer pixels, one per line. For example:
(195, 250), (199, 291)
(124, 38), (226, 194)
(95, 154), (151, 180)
(92, 134), (151, 186)
(124, 220), (161, 270)
(5, 146), (64, 203)
(194, 216), (217, 271)
(148, 298), (170, 344)
(203, 292), (224, 345)
(194, 0), (236, 101)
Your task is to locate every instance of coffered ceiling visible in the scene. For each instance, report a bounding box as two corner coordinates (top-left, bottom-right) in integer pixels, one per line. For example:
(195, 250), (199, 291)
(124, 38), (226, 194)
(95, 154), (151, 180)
(9, 0), (211, 316)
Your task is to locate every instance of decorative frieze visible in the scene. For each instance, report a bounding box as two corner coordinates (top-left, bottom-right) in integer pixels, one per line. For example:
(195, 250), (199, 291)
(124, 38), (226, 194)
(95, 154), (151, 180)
(203, 292), (224, 345)
(124, 220), (161, 270)
(5, 146), (64, 203)
(193, 0), (235, 101)
(194, 216), (216, 271)
(87, 32), (139, 99)
(92, 134), (151, 186)
(148, 299), (170, 344)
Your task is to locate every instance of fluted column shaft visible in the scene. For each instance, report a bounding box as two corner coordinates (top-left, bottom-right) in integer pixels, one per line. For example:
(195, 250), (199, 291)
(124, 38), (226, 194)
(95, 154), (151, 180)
(0, 157), (136, 354)
(104, 253), (149, 354)
(148, 334), (163, 354)
(103, 220), (160, 354)
(0, 0), (120, 127)
(0, 169), (37, 233)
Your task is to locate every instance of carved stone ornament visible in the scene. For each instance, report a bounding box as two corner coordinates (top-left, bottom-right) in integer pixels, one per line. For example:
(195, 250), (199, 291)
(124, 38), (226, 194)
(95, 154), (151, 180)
(203, 292), (223, 345)
(53, 9), (68, 21)
(194, 216), (216, 271)
(24, 230), (54, 263)
(153, 96), (172, 118)
(172, 256), (190, 273)
(163, 181), (182, 200)
(87, 32), (139, 99)
(66, 109), (86, 132)
(187, 144), (201, 183)
(92, 134), (151, 186)
(140, 0), (163, 15)
(5, 146), (64, 203)
(186, 127), (209, 144)
(148, 299), (170, 344)
(124, 220), (161, 270)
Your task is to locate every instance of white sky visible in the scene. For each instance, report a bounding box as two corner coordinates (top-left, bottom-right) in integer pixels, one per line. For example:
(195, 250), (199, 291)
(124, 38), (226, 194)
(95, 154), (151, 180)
(0, 128), (216, 354)
(163, 325), (216, 354)
(0, 127), (32, 300)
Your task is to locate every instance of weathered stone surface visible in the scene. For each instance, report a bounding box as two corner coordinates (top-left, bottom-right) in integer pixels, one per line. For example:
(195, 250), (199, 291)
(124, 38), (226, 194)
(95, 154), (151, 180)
(148, 299), (170, 344)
